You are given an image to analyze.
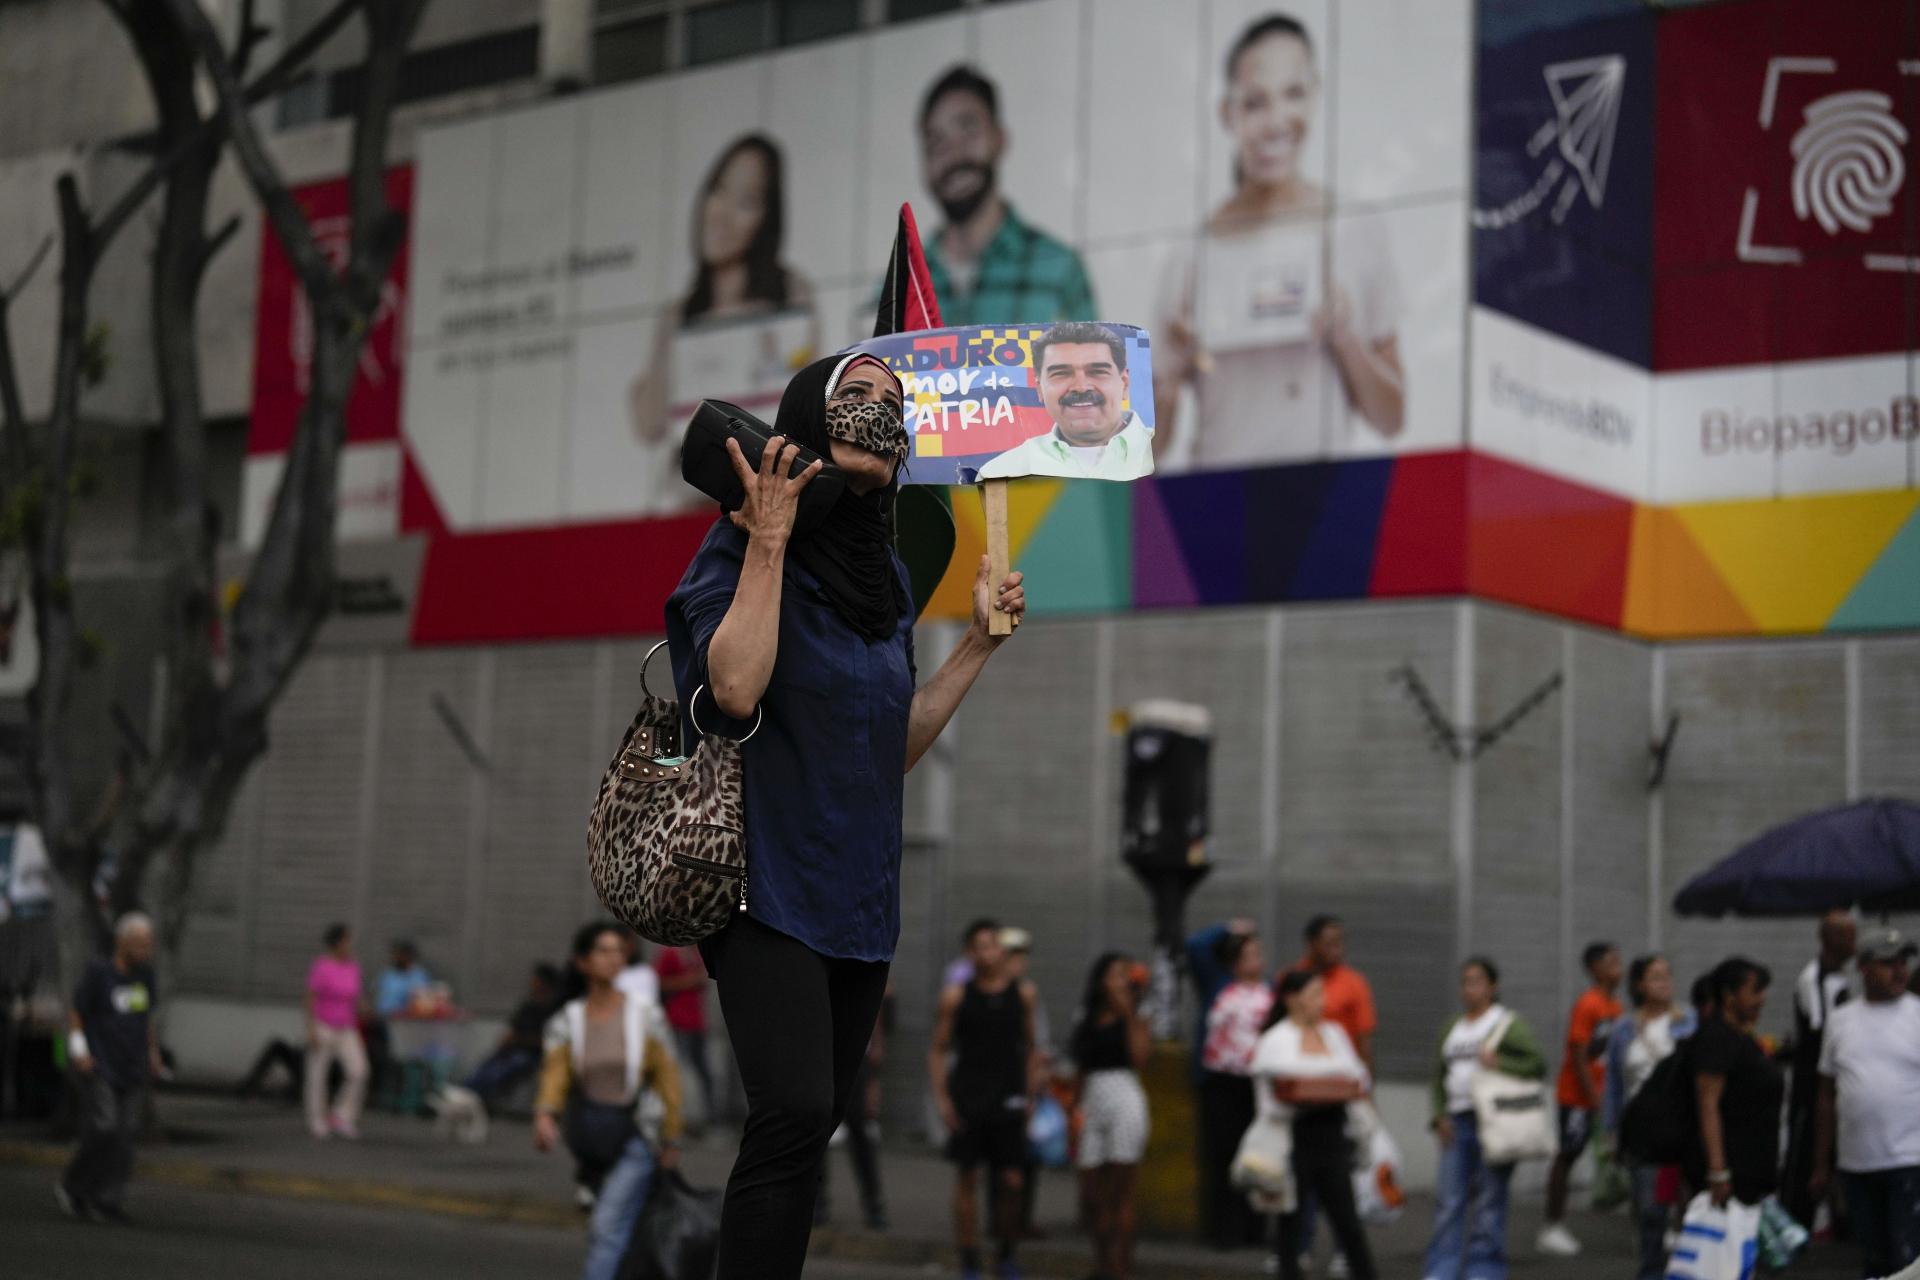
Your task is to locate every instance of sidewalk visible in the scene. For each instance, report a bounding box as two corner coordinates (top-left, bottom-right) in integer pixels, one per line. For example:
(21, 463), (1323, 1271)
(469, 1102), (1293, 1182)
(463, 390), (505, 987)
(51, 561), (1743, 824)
(1, 1090), (1862, 1279)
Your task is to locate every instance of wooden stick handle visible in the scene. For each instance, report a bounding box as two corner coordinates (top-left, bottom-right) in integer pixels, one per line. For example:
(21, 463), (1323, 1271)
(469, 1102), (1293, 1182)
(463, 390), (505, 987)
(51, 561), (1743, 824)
(983, 478), (1014, 636)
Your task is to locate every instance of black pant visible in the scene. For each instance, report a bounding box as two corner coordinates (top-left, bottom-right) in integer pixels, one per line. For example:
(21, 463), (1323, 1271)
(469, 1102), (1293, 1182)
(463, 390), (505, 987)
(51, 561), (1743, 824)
(64, 1075), (144, 1209)
(702, 914), (889, 1279)
(818, 1059), (886, 1224)
(1199, 1070), (1260, 1248)
(1277, 1111), (1375, 1280)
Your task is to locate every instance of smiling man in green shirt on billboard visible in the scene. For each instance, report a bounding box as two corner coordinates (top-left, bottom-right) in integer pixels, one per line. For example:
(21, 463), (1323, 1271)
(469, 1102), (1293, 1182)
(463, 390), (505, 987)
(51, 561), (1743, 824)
(916, 65), (1096, 329)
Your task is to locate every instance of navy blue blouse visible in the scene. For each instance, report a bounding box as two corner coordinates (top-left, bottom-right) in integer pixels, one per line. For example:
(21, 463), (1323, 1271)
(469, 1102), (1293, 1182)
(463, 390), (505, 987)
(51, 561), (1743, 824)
(665, 518), (917, 964)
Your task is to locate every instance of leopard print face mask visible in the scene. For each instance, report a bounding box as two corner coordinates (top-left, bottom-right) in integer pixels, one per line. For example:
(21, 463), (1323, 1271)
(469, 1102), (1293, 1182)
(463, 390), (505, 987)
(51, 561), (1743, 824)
(825, 397), (908, 462)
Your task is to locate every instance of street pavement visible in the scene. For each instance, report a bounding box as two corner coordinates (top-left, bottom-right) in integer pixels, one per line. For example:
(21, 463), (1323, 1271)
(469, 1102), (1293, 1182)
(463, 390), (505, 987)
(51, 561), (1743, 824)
(1, 1164), (916, 1280)
(1, 1091), (1871, 1278)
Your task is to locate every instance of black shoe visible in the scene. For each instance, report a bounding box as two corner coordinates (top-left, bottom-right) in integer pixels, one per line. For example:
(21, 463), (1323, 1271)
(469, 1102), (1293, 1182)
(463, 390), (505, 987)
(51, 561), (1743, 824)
(93, 1203), (132, 1225)
(863, 1204), (888, 1231)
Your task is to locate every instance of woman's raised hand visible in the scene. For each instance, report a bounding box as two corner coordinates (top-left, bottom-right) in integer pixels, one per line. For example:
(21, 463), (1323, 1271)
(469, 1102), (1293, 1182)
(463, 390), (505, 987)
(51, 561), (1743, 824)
(727, 434), (823, 548)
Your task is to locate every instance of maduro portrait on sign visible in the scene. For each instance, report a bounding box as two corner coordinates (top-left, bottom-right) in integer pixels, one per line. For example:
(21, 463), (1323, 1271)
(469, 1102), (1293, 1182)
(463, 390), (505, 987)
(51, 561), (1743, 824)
(974, 323), (1152, 481)
(843, 322), (1154, 486)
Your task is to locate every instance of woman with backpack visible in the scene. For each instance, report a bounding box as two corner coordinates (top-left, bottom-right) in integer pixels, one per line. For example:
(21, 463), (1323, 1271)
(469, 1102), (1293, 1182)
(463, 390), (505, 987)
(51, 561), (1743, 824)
(534, 922), (684, 1280)
(1603, 955), (1695, 1280)
(1422, 957), (1547, 1280)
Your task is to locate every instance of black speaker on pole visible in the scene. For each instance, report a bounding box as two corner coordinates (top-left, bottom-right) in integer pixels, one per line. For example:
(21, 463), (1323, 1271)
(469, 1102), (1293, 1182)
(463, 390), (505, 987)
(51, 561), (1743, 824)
(1120, 701), (1214, 970)
(1122, 719), (1212, 870)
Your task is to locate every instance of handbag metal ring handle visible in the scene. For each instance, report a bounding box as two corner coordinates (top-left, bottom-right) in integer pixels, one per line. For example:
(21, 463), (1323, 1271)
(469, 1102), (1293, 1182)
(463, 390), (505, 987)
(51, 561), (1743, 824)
(640, 640), (670, 701)
(689, 684), (763, 745)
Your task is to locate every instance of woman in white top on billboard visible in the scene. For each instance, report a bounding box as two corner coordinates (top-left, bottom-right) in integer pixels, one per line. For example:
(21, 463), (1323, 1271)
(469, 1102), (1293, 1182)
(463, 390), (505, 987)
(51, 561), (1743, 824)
(1154, 14), (1404, 471)
(629, 134), (819, 511)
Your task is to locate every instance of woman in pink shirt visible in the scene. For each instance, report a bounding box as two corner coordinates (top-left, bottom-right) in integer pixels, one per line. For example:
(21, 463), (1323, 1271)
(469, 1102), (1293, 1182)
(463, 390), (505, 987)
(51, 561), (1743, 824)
(305, 924), (369, 1140)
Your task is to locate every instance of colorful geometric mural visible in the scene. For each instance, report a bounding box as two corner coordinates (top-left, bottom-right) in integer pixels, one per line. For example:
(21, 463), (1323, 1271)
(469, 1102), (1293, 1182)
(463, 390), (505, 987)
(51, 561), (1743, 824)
(903, 451), (1920, 641)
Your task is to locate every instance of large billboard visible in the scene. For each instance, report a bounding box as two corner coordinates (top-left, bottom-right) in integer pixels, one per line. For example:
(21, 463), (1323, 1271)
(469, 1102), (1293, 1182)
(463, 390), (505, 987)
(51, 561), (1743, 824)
(243, 0), (1916, 643)
(1471, 0), (1918, 506)
(400, 0), (1471, 541)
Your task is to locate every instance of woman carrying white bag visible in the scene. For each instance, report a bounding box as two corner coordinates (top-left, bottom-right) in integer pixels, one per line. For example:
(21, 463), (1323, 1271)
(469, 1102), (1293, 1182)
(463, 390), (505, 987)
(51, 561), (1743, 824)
(1248, 970), (1379, 1280)
(1665, 957), (1785, 1280)
(1422, 957), (1550, 1280)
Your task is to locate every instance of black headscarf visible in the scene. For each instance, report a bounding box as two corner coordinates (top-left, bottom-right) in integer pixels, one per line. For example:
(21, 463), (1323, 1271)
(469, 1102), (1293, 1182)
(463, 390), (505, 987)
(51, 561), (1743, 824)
(772, 353), (910, 643)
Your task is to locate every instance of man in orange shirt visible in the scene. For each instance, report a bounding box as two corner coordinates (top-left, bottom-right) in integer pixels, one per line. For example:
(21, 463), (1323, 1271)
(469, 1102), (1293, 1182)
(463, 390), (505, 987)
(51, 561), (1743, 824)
(1296, 914), (1378, 1073)
(1540, 941), (1624, 1258)
(1290, 915), (1378, 1275)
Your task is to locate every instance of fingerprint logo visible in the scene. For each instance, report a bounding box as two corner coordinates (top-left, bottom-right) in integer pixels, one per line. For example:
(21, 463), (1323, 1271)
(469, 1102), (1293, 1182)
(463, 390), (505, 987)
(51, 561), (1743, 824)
(1790, 90), (1908, 235)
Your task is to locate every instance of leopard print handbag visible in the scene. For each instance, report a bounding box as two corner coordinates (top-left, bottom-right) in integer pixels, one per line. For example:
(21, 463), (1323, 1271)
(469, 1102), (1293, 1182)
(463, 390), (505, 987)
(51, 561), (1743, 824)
(586, 641), (756, 946)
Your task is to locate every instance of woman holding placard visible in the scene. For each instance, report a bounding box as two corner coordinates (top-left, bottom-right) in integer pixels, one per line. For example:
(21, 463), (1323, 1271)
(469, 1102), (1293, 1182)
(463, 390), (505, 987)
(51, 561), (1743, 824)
(665, 351), (1025, 1278)
(1154, 12), (1404, 470)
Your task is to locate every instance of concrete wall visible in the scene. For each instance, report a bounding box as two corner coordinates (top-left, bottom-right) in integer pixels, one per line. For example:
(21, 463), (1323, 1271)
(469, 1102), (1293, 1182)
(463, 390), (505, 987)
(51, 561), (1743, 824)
(159, 599), (1920, 1151)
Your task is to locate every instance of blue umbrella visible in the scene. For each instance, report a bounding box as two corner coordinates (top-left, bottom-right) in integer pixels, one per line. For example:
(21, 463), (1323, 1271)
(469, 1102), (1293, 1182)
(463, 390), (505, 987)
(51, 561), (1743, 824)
(1674, 798), (1920, 918)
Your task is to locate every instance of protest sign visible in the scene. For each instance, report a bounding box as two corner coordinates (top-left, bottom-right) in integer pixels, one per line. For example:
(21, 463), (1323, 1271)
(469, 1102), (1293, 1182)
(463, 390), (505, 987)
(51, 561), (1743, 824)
(844, 322), (1156, 486)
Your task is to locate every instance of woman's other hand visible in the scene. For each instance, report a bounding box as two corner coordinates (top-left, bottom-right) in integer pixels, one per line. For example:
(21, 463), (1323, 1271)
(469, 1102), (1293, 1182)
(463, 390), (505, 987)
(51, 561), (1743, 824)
(726, 435), (822, 548)
(1433, 1115), (1455, 1148)
(970, 556), (1026, 645)
(532, 1111), (559, 1153)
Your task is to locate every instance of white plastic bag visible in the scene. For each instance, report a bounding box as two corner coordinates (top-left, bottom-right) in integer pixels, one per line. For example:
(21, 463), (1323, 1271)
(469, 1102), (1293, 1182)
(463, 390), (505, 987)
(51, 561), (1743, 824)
(1230, 1114), (1295, 1214)
(1664, 1192), (1761, 1280)
(1352, 1124), (1406, 1224)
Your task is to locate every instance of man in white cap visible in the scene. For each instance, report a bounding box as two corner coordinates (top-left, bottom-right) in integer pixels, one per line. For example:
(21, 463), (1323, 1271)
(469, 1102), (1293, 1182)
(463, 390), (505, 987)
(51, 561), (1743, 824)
(1811, 926), (1920, 1278)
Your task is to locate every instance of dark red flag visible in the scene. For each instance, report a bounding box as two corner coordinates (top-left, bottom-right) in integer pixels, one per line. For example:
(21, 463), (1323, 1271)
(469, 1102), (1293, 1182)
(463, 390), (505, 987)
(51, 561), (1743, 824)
(872, 202), (943, 337)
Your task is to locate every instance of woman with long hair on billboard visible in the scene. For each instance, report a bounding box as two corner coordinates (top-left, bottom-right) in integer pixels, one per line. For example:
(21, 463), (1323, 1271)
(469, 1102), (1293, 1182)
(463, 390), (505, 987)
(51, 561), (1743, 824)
(629, 134), (819, 512)
(1154, 13), (1404, 470)
(665, 352), (1026, 1278)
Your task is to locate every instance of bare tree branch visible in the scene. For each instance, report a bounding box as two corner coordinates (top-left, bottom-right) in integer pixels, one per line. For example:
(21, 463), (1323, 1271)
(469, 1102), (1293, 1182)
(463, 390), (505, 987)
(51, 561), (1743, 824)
(232, 0), (266, 79)
(0, 236), (52, 478)
(0, 235), (54, 474)
(22, 172), (101, 862)
(2, 236), (53, 303)
(197, 213), (244, 279)
(93, 0), (361, 255)
(158, 0), (334, 296)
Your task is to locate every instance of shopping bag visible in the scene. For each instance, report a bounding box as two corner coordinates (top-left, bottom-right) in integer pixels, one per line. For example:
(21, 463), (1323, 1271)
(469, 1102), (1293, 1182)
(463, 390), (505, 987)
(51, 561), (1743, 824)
(1591, 1132), (1632, 1212)
(1664, 1192), (1761, 1280)
(1470, 1014), (1557, 1163)
(1755, 1196), (1808, 1270)
(1352, 1124), (1406, 1225)
(620, 1170), (723, 1280)
(1028, 1094), (1070, 1169)
(1230, 1113), (1296, 1214)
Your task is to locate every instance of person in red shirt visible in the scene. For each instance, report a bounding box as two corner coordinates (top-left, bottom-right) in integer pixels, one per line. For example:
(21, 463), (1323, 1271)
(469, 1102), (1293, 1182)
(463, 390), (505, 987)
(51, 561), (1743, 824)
(652, 946), (714, 1124)
(1290, 914), (1378, 1274)
(1539, 941), (1624, 1258)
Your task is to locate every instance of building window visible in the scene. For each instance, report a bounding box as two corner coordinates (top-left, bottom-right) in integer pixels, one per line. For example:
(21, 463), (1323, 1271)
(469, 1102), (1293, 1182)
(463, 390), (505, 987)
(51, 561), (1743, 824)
(686, 0), (771, 66)
(595, 12), (671, 83)
(779, 0), (861, 45)
(288, 24), (541, 125)
(888, 0), (966, 21)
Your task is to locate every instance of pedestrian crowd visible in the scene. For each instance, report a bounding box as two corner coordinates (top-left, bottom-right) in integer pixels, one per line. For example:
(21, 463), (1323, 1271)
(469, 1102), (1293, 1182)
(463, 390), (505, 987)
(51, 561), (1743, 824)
(1181, 911), (1919, 1280)
(49, 902), (1919, 1280)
